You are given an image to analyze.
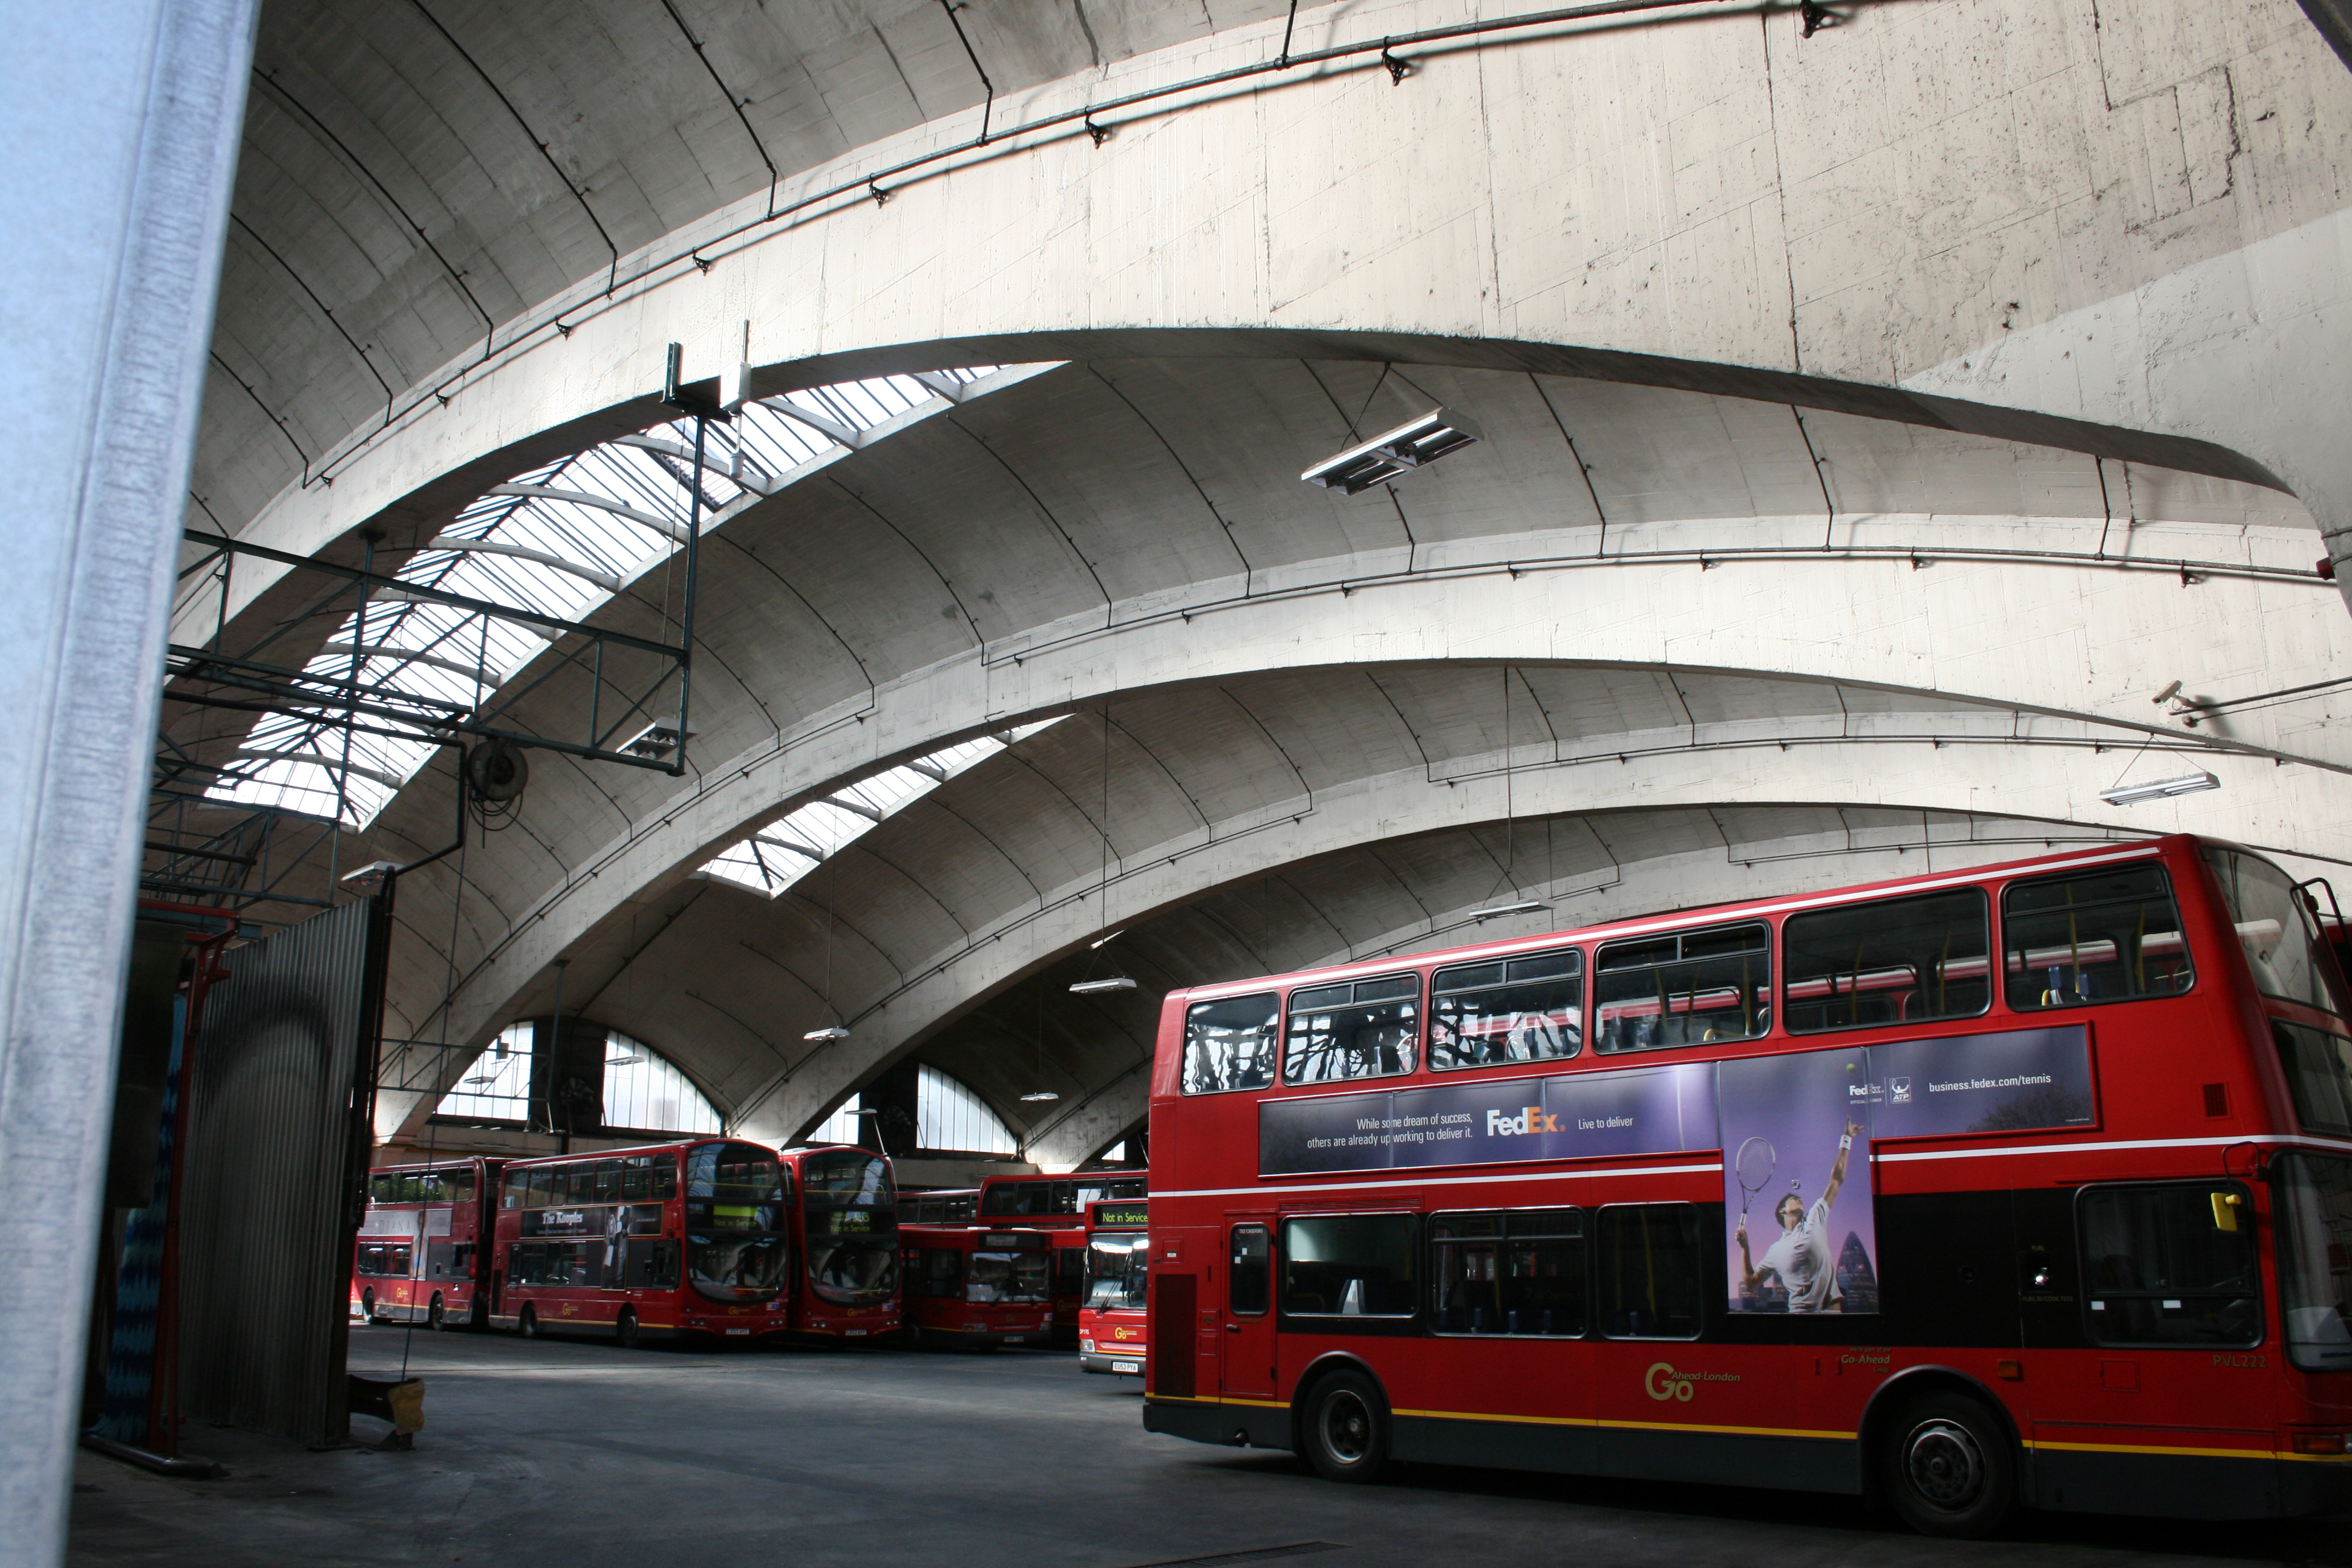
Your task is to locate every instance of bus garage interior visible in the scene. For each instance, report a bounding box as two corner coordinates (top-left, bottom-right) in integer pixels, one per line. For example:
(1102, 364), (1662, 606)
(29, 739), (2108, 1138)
(12, 1), (2352, 1565)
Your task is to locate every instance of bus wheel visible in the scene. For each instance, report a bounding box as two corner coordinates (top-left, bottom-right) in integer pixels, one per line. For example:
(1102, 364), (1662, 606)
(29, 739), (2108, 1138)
(615, 1308), (641, 1350)
(427, 1293), (445, 1331)
(1300, 1368), (1390, 1484)
(518, 1306), (540, 1339)
(1882, 1393), (2016, 1537)
(361, 1288), (377, 1322)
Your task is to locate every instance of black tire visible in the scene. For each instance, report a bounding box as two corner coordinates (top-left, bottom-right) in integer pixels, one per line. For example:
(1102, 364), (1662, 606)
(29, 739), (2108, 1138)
(1880, 1392), (2017, 1538)
(361, 1288), (378, 1322)
(1299, 1368), (1391, 1484)
(518, 1305), (540, 1339)
(427, 1293), (446, 1330)
(615, 1308), (641, 1350)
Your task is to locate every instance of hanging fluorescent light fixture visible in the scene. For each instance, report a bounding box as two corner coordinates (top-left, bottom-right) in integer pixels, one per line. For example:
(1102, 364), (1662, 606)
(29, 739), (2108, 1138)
(1069, 977), (1138, 995)
(803, 1025), (850, 1042)
(1302, 407), (1483, 495)
(2099, 771), (2220, 807)
(1019, 1091), (1061, 1102)
(1469, 901), (1550, 921)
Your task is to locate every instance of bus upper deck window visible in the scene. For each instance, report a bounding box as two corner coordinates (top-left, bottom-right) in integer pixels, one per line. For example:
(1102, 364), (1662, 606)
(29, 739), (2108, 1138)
(1183, 992), (1279, 1094)
(1785, 888), (1990, 1034)
(2203, 847), (2348, 1019)
(1594, 923), (1769, 1053)
(1283, 974), (1420, 1085)
(1431, 948), (1583, 1070)
(2004, 863), (2193, 1011)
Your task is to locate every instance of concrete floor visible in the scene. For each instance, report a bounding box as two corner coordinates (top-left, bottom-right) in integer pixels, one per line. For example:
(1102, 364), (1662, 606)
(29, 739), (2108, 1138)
(66, 1325), (2352, 1568)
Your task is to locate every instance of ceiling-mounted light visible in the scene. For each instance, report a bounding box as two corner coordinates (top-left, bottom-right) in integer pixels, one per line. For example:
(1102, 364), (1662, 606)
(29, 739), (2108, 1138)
(1069, 977), (1138, 995)
(803, 1025), (850, 1042)
(606, 1053), (644, 1068)
(2100, 772), (2220, 807)
(340, 860), (400, 894)
(1019, 1091), (1061, 1102)
(1468, 901), (1550, 921)
(1302, 407), (1483, 495)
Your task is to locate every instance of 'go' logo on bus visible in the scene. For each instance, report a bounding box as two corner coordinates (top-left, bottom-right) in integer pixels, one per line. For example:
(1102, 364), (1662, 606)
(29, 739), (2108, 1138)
(1645, 1362), (1696, 1402)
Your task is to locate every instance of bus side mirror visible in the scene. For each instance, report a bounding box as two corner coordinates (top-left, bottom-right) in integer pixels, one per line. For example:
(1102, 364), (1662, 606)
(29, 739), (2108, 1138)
(2212, 1191), (2244, 1232)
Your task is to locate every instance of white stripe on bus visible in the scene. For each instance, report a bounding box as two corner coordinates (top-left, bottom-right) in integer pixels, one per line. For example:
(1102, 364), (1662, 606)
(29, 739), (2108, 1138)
(1152, 1133), (2352, 1198)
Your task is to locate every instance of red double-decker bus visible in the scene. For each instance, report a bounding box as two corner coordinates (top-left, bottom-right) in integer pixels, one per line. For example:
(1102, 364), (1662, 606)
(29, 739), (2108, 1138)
(900, 1225), (1059, 1348)
(976, 1171), (1147, 1340)
(488, 1140), (898, 1345)
(1143, 835), (2352, 1535)
(1080, 1199), (1151, 1376)
(351, 1157), (504, 1329)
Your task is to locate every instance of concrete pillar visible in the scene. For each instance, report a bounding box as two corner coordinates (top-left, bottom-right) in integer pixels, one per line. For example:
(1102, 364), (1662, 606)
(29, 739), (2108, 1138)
(0, 2), (256, 1560)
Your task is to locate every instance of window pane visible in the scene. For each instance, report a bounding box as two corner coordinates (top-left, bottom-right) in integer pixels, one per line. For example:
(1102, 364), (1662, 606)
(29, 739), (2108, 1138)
(2204, 848), (2347, 1018)
(2004, 864), (2192, 1010)
(1281, 1214), (1417, 1318)
(2277, 1154), (2352, 1372)
(1229, 1225), (1269, 1315)
(1595, 1204), (1702, 1338)
(2276, 1021), (2352, 1138)
(1282, 976), (1420, 1085)
(1086, 1235), (1149, 1310)
(1431, 1209), (1585, 1335)
(1431, 949), (1583, 1071)
(1784, 889), (1990, 1034)
(2079, 1184), (2258, 1347)
(1595, 924), (1769, 1053)
(1184, 993), (1278, 1094)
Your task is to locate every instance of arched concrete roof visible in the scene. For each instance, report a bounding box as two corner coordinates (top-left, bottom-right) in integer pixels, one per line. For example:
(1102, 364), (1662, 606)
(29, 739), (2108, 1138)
(172, 0), (2352, 1158)
(192, 0), (2352, 610)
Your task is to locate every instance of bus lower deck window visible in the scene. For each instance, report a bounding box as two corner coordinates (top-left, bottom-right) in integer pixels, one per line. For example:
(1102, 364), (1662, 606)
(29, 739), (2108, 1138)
(1280, 1214), (1416, 1318)
(2078, 1183), (2258, 1347)
(1431, 1209), (1585, 1335)
(1595, 1204), (1702, 1338)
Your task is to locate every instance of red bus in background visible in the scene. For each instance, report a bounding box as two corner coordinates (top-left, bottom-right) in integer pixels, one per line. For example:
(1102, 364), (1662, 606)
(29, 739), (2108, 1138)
(899, 1187), (978, 1224)
(489, 1139), (898, 1345)
(901, 1226), (1057, 1348)
(1143, 836), (2352, 1535)
(1079, 1199), (1150, 1376)
(975, 1171), (1148, 1341)
(352, 1158), (504, 1329)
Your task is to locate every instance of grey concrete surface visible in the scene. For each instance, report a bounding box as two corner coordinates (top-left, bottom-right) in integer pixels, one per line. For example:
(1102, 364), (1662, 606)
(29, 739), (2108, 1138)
(67, 1324), (2352, 1568)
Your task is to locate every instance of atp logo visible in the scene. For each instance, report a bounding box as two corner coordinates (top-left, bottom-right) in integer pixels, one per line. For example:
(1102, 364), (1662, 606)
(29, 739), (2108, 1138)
(1485, 1105), (1561, 1136)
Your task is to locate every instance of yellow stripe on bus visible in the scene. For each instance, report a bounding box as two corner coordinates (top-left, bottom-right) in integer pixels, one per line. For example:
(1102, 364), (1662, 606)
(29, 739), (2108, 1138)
(2024, 1437), (2352, 1463)
(1150, 1394), (1846, 1440)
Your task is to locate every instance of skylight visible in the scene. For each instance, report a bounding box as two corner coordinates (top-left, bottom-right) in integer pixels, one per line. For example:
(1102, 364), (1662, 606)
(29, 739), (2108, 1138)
(699, 724), (1056, 897)
(206, 365), (1042, 827)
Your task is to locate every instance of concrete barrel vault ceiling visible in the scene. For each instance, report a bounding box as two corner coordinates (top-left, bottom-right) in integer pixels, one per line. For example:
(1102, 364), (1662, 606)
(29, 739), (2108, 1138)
(168, 0), (2352, 1163)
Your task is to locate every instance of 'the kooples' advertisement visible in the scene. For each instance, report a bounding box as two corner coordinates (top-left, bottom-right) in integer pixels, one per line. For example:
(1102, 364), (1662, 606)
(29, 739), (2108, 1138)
(1258, 1062), (1718, 1175)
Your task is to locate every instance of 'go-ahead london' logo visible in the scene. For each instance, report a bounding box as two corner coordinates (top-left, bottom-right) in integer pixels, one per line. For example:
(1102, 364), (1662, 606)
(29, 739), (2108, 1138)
(1486, 1105), (1560, 1136)
(1645, 1362), (1740, 1401)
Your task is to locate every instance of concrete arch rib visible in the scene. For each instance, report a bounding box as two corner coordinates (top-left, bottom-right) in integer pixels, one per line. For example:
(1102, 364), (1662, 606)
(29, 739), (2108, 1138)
(676, 728), (2319, 1148)
(395, 539), (2352, 1077)
(200, 0), (2352, 607)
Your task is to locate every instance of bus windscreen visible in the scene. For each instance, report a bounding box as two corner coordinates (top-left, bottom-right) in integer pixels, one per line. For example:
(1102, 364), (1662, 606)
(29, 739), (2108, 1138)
(803, 1151), (898, 1305)
(685, 1143), (788, 1303)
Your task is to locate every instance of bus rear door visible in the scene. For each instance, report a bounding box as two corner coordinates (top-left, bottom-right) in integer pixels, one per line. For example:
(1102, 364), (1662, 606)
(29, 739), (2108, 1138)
(1221, 1218), (1276, 1402)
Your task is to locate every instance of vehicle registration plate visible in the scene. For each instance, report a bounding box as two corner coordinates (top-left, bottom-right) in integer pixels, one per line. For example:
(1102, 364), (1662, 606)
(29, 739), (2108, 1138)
(725, 1328), (751, 1336)
(845, 1328), (866, 1336)
(1002, 1336), (1025, 1344)
(1112, 1361), (1141, 1374)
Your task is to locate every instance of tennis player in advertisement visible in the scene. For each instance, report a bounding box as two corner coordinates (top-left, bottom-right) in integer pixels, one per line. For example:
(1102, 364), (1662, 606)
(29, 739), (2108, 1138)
(1720, 1051), (1877, 1313)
